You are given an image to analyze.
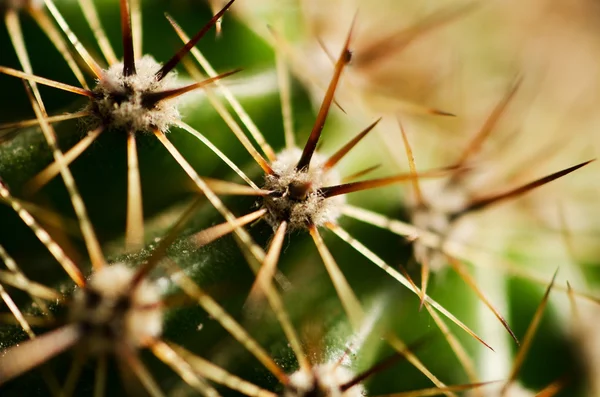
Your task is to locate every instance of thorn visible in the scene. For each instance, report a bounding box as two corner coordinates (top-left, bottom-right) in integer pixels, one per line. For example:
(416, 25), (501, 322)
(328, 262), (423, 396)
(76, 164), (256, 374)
(446, 255), (519, 345)
(0, 66), (94, 97)
(0, 325), (81, 386)
(456, 159), (595, 218)
(296, 13), (357, 171)
(323, 118), (381, 170)
(120, 0), (136, 76)
(453, 76), (522, 169)
(341, 164), (381, 183)
(356, 2), (477, 70)
(419, 258), (430, 311)
(143, 68), (241, 107)
(319, 167), (452, 199)
(340, 333), (435, 391)
(188, 209), (267, 249)
(373, 380), (500, 397)
(155, 0), (237, 80)
(132, 197), (203, 286)
(397, 118), (424, 206)
(501, 269), (558, 395)
(245, 221), (287, 313)
(430, 108), (456, 117)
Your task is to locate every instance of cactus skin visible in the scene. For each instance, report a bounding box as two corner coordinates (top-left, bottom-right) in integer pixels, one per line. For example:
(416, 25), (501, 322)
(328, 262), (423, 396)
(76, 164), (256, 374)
(0, 1), (597, 396)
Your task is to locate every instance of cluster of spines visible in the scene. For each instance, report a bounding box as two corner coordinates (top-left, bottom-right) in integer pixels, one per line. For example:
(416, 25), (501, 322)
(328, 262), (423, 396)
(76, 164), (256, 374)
(0, 0), (596, 396)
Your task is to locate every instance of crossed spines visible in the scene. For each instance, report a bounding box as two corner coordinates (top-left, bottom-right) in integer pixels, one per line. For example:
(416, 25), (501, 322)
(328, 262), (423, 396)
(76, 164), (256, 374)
(0, 0), (596, 396)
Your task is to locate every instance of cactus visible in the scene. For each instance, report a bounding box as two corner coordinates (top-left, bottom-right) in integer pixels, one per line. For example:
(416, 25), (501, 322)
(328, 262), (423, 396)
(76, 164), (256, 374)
(0, 0), (598, 396)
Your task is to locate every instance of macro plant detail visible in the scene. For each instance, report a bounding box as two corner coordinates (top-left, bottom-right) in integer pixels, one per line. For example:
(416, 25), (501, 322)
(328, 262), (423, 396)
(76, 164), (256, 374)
(167, 19), (507, 377)
(0, 0), (599, 396)
(0, 0), (239, 255)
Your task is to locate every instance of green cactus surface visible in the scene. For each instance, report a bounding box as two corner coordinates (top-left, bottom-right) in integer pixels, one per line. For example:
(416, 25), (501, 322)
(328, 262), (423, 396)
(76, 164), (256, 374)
(0, 1), (598, 396)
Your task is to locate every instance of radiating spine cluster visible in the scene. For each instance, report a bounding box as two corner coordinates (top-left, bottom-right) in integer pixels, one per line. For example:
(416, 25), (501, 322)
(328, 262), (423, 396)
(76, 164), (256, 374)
(0, 0), (597, 396)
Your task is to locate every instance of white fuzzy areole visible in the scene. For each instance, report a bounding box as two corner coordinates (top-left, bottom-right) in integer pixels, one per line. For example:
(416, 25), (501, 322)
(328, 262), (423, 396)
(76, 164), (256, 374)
(262, 148), (345, 230)
(71, 263), (163, 354)
(284, 363), (364, 397)
(91, 55), (180, 132)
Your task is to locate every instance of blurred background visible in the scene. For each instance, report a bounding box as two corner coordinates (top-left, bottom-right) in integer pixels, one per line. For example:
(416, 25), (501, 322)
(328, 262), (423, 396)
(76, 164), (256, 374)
(0, 0), (599, 395)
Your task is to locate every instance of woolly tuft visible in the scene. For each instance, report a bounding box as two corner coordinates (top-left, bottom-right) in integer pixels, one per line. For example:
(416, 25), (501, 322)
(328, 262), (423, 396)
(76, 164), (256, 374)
(90, 55), (180, 133)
